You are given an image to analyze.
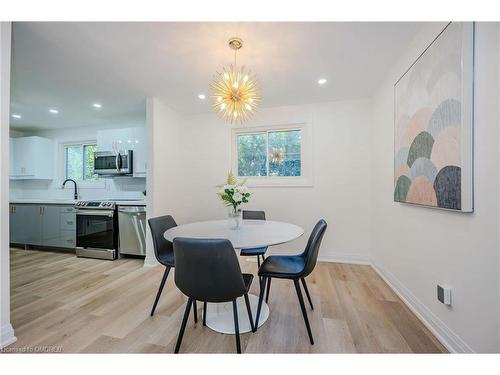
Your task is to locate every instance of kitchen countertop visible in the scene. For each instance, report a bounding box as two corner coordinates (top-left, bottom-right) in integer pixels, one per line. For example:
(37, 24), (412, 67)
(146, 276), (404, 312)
(10, 199), (146, 206)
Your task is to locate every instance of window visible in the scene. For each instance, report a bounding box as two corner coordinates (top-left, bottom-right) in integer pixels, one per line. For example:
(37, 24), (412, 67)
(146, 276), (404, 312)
(232, 123), (312, 187)
(64, 143), (98, 181)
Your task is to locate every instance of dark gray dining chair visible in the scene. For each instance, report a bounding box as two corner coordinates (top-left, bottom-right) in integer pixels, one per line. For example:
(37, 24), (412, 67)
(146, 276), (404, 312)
(148, 215), (198, 322)
(173, 237), (255, 354)
(255, 219), (327, 345)
(240, 210), (268, 267)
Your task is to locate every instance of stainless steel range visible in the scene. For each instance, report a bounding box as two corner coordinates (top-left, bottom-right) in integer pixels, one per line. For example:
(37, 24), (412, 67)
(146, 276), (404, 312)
(74, 200), (118, 260)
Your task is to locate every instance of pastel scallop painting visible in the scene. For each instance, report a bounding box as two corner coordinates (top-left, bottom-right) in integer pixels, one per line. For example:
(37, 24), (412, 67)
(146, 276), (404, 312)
(393, 22), (474, 212)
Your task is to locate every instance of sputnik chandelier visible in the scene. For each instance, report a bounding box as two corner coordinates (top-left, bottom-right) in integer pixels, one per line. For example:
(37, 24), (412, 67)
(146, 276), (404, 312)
(211, 37), (261, 124)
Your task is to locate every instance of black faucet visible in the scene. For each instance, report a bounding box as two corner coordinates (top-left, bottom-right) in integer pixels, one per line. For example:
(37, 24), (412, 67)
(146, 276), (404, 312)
(62, 179), (78, 200)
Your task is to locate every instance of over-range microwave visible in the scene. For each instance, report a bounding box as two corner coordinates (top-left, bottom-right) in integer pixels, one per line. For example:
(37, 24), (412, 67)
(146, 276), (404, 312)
(94, 150), (133, 175)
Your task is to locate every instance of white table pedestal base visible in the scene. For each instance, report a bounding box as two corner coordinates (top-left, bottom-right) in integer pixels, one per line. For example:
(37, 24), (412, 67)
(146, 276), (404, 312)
(205, 294), (269, 334)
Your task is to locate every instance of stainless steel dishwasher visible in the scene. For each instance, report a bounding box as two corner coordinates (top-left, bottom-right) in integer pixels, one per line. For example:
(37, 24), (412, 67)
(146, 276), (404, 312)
(118, 206), (146, 256)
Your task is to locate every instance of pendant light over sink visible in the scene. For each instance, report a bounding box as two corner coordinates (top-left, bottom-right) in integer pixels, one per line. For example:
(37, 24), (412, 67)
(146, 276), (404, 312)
(211, 37), (261, 124)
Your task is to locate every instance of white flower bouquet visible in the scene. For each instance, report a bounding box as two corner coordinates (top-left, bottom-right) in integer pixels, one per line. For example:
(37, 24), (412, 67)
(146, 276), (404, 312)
(217, 171), (251, 228)
(217, 171), (251, 211)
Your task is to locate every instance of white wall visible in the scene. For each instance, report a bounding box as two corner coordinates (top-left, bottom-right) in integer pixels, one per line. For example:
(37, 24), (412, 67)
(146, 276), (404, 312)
(165, 99), (372, 262)
(10, 124), (146, 201)
(0, 22), (16, 348)
(145, 97), (182, 266)
(370, 22), (500, 352)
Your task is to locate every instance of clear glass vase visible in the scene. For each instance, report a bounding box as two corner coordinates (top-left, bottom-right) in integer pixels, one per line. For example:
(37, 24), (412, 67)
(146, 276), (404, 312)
(228, 207), (243, 230)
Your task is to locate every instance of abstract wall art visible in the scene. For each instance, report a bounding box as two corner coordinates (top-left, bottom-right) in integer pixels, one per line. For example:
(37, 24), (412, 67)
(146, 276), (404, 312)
(394, 22), (474, 212)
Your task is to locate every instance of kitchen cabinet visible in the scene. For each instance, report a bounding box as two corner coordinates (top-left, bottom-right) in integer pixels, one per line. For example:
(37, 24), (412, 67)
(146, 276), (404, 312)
(41, 206), (65, 248)
(10, 204), (42, 245)
(97, 127), (146, 177)
(131, 127), (146, 177)
(10, 136), (54, 180)
(9, 204), (76, 249)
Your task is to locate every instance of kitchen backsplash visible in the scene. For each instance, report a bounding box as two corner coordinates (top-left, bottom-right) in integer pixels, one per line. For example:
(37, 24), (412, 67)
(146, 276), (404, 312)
(10, 176), (146, 201)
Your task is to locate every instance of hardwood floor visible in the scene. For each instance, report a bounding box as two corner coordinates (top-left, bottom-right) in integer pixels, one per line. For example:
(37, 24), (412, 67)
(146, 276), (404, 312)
(6, 248), (446, 353)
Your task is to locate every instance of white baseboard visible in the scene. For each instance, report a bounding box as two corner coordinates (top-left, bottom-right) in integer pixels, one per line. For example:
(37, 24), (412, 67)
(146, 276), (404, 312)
(318, 253), (371, 265)
(371, 262), (474, 353)
(0, 323), (17, 349)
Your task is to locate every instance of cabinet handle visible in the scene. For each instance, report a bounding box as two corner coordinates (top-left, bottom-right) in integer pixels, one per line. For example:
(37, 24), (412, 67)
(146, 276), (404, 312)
(66, 239), (74, 243)
(67, 221), (73, 225)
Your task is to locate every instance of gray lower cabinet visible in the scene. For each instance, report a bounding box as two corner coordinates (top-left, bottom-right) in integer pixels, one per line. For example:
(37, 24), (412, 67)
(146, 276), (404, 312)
(10, 204), (76, 249)
(41, 205), (64, 247)
(10, 204), (42, 245)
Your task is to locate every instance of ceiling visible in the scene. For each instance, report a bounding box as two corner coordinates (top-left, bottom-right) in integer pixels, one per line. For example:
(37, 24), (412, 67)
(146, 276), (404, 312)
(10, 22), (426, 130)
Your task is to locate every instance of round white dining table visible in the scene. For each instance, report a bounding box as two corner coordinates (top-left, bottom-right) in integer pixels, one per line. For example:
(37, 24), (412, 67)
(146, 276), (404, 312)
(164, 219), (304, 334)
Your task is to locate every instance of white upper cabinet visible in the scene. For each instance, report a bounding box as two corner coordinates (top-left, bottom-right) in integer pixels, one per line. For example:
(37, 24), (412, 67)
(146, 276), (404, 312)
(97, 127), (146, 177)
(10, 136), (54, 180)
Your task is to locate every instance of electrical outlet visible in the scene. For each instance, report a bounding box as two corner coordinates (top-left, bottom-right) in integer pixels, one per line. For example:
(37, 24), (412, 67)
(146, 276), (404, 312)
(437, 285), (451, 305)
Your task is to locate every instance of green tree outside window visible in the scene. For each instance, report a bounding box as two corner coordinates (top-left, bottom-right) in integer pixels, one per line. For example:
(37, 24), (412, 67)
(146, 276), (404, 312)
(237, 129), (301, 177)
(65, 143), (98, 181)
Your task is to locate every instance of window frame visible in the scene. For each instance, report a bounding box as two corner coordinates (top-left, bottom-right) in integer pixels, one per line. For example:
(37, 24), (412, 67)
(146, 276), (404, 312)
(59, 140), (105, 189)
(231, 122), (313, 187)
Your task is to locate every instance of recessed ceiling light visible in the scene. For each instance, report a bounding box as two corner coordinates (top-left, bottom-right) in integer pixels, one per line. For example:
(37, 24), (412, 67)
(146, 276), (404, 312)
(11, 114), (21, 119)
(93, 103), (102, 108)
(318, 78), (327, 85)
(198, 94), (206, 100)
(49, 108), (59, 114)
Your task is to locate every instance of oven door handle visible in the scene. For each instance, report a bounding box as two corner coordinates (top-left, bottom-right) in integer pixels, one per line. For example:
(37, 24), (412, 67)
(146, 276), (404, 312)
(76, 210), (114, 217)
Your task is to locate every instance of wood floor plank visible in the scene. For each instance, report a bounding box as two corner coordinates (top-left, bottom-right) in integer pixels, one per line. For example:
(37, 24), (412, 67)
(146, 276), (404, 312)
(7, 248), (447, 353)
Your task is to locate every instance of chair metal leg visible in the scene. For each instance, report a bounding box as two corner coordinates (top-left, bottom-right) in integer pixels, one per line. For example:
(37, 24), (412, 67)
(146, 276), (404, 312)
(255, 276), (267, 330)
(193, 300), (198, 323)
(257, 255), (261, 268)
(232, 299), (241, 353)
(150, 266), (170, 316)
(203, 301), (207, 326)
(244, 293), (255, 332)
(174, 298), (193, 353)
(301, 277), (314, 310)
(293, 279), (314, 345)
(265, 277), (271, 303)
